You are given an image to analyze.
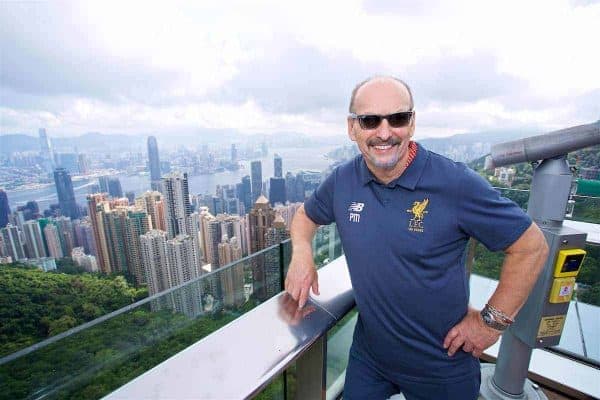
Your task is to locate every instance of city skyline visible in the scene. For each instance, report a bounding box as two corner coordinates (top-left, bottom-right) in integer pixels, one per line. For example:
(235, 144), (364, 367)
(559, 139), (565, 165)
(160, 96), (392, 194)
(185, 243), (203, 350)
(0, 150), (307, 274)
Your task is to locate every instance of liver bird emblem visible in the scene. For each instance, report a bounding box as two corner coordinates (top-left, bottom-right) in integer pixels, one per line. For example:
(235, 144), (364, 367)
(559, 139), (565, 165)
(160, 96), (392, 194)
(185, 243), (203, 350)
(408, 198), (429, 221)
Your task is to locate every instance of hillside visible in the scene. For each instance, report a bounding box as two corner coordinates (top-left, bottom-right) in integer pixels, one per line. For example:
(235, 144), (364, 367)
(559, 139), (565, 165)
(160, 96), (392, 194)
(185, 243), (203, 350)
(0, 264), (147, 358)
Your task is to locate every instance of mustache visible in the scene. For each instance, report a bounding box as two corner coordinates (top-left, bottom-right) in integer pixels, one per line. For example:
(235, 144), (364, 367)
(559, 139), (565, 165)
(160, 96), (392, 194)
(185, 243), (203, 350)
(367, 138), (401, 146)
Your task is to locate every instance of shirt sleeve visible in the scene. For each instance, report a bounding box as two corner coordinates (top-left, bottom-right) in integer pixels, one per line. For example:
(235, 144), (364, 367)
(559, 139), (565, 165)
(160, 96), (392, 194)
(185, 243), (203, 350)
(303, 169), (336, 226)
(457, 166), (532, 252)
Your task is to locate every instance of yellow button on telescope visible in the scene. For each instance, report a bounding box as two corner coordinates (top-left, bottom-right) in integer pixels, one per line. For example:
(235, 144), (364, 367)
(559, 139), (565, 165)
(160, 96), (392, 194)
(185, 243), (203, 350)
(549, 277), (576, 303)
(553, 249), (586, 278)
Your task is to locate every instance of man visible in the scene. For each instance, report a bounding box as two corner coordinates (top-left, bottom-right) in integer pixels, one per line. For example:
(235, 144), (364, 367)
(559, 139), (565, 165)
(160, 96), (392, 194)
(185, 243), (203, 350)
(285, 76), (548, 400)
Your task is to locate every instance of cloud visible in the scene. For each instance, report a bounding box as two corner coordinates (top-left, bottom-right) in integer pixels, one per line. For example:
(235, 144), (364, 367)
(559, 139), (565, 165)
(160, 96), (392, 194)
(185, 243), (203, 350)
(214, 41), (381, 114)
(573, 89), (600, 122)
(0, 2), (186, 107)
(403, 52), (527, 106)
(570, 0), (600, 6)
(1, 1), (598, 138)
(362, 0), (443, 16)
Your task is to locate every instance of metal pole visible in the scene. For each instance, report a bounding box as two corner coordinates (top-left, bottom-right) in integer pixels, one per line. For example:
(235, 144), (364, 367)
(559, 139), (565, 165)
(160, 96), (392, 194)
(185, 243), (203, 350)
(488, 156), (571, 399)
(492, 331), (533, 395)
(295, 336), (326, 400)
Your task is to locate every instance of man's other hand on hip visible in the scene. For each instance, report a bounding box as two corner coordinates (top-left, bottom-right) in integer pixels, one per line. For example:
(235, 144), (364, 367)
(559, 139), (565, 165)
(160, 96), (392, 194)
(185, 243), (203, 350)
(443, 307), (501, 358)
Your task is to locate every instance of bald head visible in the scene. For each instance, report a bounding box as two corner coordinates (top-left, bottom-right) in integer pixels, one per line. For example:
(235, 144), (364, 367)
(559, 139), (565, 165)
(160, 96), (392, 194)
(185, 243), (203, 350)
(348, 76), (414, 113)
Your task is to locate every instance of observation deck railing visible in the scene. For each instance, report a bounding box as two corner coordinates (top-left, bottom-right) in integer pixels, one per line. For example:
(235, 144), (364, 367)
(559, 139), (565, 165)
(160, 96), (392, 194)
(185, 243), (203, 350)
(1, 191), (599, 399)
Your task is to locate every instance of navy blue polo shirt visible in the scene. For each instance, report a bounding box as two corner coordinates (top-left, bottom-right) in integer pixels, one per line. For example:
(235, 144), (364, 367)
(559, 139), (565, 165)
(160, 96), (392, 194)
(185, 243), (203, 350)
(304, 142), (532, 384)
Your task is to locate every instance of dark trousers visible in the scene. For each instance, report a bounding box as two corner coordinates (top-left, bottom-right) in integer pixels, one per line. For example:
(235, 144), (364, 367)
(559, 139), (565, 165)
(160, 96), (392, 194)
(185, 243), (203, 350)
(343, 350), (481, 400)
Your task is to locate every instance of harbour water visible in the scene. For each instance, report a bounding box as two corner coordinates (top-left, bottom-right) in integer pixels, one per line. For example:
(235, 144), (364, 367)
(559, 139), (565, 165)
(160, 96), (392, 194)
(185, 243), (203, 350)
(6, 145), (341, 211)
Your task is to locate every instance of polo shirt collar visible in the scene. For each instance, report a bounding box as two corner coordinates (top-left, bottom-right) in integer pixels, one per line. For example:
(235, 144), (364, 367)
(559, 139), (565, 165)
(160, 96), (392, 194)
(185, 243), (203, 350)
(358, 142), (429, 190)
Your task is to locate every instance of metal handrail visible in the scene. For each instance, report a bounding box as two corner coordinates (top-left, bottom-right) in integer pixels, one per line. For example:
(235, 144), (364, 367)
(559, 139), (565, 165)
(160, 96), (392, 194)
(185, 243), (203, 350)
(104, 256), (355, 399)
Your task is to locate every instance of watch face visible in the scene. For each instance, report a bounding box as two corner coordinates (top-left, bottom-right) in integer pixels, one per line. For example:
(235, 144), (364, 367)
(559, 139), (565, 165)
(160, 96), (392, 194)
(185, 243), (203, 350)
(482, 312), (493, 325)
(481, 309), (507, 331)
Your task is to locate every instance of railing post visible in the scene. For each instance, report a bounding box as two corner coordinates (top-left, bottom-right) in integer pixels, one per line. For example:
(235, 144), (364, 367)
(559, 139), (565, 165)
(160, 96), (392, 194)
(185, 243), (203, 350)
(279, 241), (289, 400)
(295, 336), (326, 400)
(279, 241), (286, 292)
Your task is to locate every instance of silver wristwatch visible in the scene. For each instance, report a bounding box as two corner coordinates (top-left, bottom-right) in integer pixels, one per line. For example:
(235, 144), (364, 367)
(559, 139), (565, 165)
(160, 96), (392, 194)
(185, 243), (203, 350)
(480, 304), (511, 331)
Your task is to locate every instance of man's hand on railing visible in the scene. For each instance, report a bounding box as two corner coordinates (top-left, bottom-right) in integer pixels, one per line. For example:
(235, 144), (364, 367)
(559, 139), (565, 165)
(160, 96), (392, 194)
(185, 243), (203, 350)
(278, 293), (316, 326)
(284, 247), (319, 309)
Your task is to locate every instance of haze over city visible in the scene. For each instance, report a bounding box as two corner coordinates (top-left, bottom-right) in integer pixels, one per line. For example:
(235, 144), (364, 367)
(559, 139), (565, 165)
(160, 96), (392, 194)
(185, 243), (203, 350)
(1, 0), (599, 139)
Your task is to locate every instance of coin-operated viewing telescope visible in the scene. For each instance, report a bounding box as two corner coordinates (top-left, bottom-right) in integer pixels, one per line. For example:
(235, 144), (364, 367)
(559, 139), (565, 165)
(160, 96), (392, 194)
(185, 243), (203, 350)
(480, 121), (600, 400)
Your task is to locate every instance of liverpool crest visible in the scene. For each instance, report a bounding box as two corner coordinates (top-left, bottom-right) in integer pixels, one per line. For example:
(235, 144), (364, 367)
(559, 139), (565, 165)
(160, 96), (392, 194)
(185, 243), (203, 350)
(406, 198), (429, 232)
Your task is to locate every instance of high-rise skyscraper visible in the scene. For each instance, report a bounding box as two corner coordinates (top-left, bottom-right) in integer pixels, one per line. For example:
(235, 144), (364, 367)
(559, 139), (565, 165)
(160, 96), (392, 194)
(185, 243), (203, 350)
(285, 172), (297, 203)
(99, 176), (124, 198)
(53, 168), (81, 219)
(163, 172), (192, 239)
(274, 154), (282, 178)
(249, 195), (276, 254)
(102, 208), (129, 274)
(166, 234), (200, 287)
(87, 193), (111, 273)
(98, 205), (151, 280)
(71, 247), (98, 272)
(264, 213), (291, 298)
(189, 211), (205, 266)
(125, 209), (151, 284)
(44, 223), (64, 259)
(224, 198), (239, 215)
(23, 220), (47, 259)
(78, 154), (90, 174)
(199, 212), (240, 268)
(269, 177), (286, 206)
(108, 178), (123, 198)
(295, 172), (306, 201)
(54, 216), (75, 257)
(73, 218), (96, 256)
(248, 195), (276, 300)
(56, 153), (79, 174)
(142, 232), (204, 315)
(147, 136), (162, 192)
(18, 201), (39, 221)
(0, 189), (10, 228)
(231, 144), (237, 163)
(299, 170), (322, 197)
(251, 161), (262, 203)
(218, 235), (244, 308)
(1, 224), (26, 261)
(136, 191), (167, 231)
(39, 128), (55, 172)
(125, 191), (135, 205)
(166, 234), (204, 317)
(273, 202), (302, 229)
(140, 230), (169, 295)
(239, 175), (252, 214)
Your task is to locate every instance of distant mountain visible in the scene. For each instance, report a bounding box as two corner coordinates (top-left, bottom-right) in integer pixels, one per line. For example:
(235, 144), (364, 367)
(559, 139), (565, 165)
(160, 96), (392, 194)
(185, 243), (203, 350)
(420, 129), (538, 146)
(0, 127), (539, 157)
(0, 130), (342, 155)
(419, 129), (540, 163)
(0, 134), (39, 154)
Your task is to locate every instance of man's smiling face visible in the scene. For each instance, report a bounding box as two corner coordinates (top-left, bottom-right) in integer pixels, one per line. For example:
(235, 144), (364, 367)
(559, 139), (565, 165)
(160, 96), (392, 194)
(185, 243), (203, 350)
(347, 78), (416, 182)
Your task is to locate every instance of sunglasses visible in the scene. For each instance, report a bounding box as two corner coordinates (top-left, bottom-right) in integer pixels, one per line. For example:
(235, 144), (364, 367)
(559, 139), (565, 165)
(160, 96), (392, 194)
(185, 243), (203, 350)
(349, 111), (414, 130)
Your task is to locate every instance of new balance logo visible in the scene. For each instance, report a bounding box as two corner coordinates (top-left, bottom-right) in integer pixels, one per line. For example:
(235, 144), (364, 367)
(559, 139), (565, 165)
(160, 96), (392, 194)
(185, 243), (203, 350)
(348, 202), (365, 212)
(348, 202), (364, 223)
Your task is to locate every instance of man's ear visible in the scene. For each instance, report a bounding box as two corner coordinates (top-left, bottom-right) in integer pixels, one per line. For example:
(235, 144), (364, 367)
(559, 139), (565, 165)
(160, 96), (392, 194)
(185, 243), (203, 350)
(409, 111), (416, 139)
(347, 118), (357, 141)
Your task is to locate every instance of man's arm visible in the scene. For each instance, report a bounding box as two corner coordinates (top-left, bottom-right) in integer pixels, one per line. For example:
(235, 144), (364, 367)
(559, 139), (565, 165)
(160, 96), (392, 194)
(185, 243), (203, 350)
(284, 204), (320, 309)
(444, 222), (549, 357)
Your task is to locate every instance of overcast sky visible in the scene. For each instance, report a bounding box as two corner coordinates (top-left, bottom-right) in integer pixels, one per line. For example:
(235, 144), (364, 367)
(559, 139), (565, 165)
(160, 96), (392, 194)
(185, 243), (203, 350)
(1, 0), (599, 138)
